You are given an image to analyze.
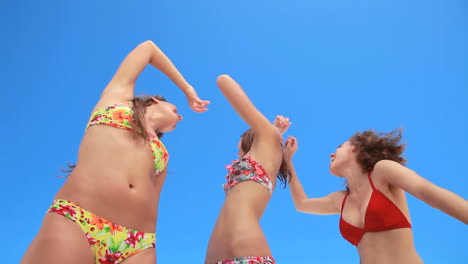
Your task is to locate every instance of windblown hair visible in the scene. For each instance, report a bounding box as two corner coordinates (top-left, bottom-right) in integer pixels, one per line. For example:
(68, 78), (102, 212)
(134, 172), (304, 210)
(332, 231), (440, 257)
(349, 129), (407, 173)
(60, 95), (167, 175)
(239, 129), (290, 188)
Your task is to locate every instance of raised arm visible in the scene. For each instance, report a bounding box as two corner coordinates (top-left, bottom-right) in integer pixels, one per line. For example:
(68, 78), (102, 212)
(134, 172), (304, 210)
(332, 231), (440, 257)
(99, 41), (209, 111)
(376, 160), (468, 225)
(216, 74), (276, 135)
(284, 136), (344, 215)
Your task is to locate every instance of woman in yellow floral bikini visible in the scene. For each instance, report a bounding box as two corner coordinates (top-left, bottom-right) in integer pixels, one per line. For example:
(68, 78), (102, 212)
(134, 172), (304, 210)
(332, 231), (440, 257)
(21, 40), (209, 264)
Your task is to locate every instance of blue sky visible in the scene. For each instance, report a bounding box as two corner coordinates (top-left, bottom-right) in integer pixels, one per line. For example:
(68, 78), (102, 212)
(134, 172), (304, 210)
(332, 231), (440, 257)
(3, 0), (467, 263)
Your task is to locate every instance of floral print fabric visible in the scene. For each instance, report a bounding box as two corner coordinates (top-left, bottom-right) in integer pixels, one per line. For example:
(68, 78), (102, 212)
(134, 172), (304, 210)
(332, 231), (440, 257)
(48, 199), (156, 264)
(87, 103), (133, 130)
(212, 256), (276, 264)
(223, 155), (274, 195)
(87, 102), (169, 175)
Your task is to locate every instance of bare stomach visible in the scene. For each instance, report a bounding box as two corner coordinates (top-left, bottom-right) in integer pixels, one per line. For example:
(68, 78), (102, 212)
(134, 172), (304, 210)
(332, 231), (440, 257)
(205, 217), (271, 264)
(205, 189), (272, 263)
(54, 170), (160, 233)
(358, 229), (424, 264)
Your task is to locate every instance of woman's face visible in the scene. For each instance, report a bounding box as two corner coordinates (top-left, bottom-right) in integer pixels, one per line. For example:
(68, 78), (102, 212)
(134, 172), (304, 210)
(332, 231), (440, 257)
(329, 141), (356, 176)
(146, 100), (183, 133)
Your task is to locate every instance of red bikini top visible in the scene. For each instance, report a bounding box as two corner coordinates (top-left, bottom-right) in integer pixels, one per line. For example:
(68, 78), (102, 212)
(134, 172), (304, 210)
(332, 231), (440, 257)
(339, 172), (412, 246)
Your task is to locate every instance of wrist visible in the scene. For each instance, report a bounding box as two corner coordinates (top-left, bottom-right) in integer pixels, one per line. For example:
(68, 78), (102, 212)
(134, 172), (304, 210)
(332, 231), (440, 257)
(183, 85), (197, 97)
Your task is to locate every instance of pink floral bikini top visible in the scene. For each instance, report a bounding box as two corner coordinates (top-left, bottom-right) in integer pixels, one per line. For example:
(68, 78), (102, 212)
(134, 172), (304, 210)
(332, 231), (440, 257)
(223, 154), (274, 195)
(86, 102), (169, 175)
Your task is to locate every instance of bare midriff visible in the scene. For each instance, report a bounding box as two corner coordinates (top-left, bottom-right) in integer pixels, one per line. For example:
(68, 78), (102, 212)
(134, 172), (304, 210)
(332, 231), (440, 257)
(357, 229), (424, 264)
(205, 181), (273, 264)
(55, 125), (165, 233)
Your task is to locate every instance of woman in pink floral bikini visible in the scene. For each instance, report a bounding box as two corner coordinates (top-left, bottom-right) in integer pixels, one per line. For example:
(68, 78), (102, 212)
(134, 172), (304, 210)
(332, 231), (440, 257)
(204, 75), (291, 264)
(21, 40), (209, 264)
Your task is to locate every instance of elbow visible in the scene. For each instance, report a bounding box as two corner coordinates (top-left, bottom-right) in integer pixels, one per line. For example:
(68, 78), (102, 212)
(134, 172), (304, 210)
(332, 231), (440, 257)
(294, 202), (305, 213)
(143, 40), (155, 46)
(140, 40), (156, 51)
(216, 74), (232, 87)
(296, 208), (305, 213)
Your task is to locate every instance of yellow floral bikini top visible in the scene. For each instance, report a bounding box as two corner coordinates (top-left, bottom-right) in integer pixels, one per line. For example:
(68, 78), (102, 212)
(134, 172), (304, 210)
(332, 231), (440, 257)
(86, 102), (169, 175)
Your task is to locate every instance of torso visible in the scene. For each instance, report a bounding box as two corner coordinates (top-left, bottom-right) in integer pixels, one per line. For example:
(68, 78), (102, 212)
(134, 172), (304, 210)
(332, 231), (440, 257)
(357, 230), (424, 264)
(339, 171), (423, 263)
(205, 137), (282, 263)
(55, 102), (168, 233)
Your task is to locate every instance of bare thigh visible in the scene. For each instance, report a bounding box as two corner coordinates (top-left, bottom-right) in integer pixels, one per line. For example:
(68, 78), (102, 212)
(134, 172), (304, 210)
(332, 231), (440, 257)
(21, 213), (94, 264)
(122, 247), (156, 264)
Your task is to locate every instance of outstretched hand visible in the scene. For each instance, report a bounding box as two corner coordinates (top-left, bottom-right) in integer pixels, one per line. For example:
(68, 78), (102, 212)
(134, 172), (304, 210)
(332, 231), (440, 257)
(283, 136), (298, 161)
(188, 95), (210, 113)
(273, 115), (291, 135)
(185, 87), (210, 113)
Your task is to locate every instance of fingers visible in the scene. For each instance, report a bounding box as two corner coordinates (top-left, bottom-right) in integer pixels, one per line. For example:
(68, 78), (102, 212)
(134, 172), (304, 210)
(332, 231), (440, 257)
(290, 136), (297, 147)
(191, 106), (207, 113)
(275, 115), (291, 126)
(199, 99), (211, 106)
(193, 108), (208, 113)
(191, 98), (210, 113)
(274, 115), (292, 137)
(285, 136), (298, 150)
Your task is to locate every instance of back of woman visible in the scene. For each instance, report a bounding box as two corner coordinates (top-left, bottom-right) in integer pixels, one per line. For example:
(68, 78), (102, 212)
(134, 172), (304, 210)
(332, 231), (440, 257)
(222, 130), (283, 217)
(205, 75), (290, 264)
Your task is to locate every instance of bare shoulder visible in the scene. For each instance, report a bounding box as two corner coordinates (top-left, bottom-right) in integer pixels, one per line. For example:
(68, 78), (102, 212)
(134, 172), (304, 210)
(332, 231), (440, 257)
(373, 160), (407, 180)
(329, 190), (347, 211)
(251, 129), (282, 154)
(250, 135), (283, 164)
(372, 159), (426, 193)
(374, 159), (404, 170)
(372, 160), (403, 185)
(258, 126), (283, 143)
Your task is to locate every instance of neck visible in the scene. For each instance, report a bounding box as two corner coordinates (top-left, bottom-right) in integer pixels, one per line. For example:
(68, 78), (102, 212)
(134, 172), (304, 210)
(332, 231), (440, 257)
(340, 164), (368, 193)
(144, 115), (161, 137)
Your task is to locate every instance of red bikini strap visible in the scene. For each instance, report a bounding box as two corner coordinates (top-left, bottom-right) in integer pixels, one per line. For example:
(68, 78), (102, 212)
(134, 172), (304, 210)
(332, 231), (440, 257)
(367, 171), (376, 190)
(340, 192), (350, 213)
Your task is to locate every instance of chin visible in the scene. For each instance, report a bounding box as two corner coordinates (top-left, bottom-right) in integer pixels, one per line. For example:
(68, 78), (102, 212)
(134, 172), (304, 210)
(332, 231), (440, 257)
(329, 166), (341, 177)
(162, 129), (175, 134)
(161, 126), (177, 133)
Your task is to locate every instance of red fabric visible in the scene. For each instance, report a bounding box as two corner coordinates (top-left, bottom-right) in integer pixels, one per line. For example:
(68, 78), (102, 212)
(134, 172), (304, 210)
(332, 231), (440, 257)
(339, 172), (412, 246)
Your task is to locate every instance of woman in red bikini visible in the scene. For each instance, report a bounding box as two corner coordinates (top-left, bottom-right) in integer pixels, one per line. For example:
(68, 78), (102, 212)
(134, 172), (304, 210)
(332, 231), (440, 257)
(284, 130), (468, 264)
(21, 40), (209, 264)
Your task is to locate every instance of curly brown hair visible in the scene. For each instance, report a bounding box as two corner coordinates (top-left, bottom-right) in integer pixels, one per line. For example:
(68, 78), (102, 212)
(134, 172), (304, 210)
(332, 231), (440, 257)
(239, 129), (290, 188)
(349, 129), (407, 172)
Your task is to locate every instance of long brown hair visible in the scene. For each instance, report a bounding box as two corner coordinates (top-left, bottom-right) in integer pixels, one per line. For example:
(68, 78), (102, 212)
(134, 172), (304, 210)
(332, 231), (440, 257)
(60, 95), (167, 175)
(239, 129), (290, 188)
(131, 95), (167, 139)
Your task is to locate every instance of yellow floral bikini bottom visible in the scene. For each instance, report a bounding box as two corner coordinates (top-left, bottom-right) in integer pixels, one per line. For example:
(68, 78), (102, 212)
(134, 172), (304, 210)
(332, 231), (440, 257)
(48, 199), (156, 264)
